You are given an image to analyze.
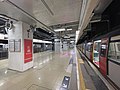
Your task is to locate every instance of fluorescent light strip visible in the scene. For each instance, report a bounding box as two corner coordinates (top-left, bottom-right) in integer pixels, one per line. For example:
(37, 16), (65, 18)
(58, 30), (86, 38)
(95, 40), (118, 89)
(70, 41), (74, 43)
(67, 29), (72, 31)
(54, 28), (65, 32)
(94, 40), (101, 43)
(33, 39), (52, 44)
(75, 30), (80, 43)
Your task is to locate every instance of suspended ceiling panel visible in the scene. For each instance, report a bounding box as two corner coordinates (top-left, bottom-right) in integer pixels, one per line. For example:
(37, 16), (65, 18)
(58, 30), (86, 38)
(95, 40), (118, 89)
(0, 0), (82, 31)
(33, 0), (82, 26)
(9, 0), (34, 16)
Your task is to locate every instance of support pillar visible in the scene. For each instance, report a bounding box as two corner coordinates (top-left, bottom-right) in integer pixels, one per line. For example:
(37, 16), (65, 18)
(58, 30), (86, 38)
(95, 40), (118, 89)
(54, 39), (61, 52)
(8, 21), (33, 72)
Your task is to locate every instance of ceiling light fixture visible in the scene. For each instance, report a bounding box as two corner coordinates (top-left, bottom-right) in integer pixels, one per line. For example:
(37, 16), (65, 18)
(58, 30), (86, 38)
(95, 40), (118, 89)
(33, 39), (52, 43)
(54, 28), (65, 32)
(67, 29), (72, 31)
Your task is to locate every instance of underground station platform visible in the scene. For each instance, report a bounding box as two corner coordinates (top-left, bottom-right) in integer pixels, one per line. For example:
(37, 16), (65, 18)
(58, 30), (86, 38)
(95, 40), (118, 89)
(0, 0), (120, 90)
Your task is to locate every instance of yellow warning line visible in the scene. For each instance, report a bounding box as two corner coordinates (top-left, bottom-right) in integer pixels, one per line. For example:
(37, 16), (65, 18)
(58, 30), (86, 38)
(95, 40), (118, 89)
(79, 59), (84, 64)
(77, 58), (86, 90)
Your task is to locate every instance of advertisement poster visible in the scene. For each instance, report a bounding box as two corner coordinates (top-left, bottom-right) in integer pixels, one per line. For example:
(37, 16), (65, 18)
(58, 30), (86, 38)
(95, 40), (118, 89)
(24, 39), (32, 63)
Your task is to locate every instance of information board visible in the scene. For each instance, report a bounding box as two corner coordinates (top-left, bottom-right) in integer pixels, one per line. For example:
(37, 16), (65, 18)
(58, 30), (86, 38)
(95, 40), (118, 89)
(15, 39), (21, 52)
(9, 40), (15, 52)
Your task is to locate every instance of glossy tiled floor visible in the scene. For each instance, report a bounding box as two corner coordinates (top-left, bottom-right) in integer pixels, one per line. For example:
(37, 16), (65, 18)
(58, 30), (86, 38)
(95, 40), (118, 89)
(0, 50), (73, 90)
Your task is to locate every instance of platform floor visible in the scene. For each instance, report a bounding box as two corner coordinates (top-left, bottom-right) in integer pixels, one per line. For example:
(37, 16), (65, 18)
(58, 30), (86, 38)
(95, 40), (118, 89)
(0, 48), (114, 90)
(0, 50), (73, 90)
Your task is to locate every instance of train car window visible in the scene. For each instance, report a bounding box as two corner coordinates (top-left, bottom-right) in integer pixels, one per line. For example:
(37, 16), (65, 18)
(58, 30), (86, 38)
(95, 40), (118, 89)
(0, 45), (3, 51)
(117, 43), (120, 51)
(94, 42), (101, 52)
(108, 43), (116, 59)
(90, 44), (93, 52)
(93, 40), (101, 67)
(100, 44), (107, 57)
(86, 44), (93, 52)
(86, 45), (90, 52)
(86, 45), (88, 51)
(108, 42), (120, 62)
(88, 45), (90, 52)
(115, 42), (120, 60)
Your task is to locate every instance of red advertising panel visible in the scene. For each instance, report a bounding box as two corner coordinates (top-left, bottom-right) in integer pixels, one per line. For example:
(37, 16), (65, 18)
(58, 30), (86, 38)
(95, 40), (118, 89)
(24, 39), (32, 63)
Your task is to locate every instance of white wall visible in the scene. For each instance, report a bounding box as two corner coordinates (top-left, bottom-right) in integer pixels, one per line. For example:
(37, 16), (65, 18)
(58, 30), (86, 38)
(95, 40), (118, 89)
(54, 39), (61, 52)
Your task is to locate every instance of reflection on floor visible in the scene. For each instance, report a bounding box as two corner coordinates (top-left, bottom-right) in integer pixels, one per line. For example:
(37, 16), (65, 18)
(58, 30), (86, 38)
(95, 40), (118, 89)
(0, 50), (73, 90)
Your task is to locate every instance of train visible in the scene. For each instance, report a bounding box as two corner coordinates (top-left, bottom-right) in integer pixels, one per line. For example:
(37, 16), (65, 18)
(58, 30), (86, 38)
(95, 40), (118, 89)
(33, 43), (53, 53)
(0, 39), (53, 59)
(77, 29), (120, 89)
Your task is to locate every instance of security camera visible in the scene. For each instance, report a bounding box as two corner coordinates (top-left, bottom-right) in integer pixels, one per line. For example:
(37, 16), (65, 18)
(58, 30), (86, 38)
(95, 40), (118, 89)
(30, 25), (36, 32)
(9, 21), (14, 30)
(5, 21), (14, 30)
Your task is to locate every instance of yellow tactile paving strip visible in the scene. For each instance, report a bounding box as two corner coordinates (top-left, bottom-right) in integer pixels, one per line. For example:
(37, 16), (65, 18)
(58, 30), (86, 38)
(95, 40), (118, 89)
(78, 59), (84, 64)
(75, 48), (87, 90)
(77, 58), (86, 90)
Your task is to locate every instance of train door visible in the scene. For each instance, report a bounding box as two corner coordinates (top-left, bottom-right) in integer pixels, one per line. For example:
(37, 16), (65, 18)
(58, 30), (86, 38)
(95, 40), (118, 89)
(99, 38), (109, 76)
(86, 42), (93, 61)
(93, 40), (101, 67)
(90, 43), (93, 61)
(86, 43), (90, 59)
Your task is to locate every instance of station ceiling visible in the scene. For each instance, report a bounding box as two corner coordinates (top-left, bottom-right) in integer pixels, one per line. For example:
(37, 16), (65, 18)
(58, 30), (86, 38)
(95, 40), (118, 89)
(0, 0), (82, 27)
(0, 0), (113, 43)
(0, 0), (82, 41)
(33, 0), (81, 26)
